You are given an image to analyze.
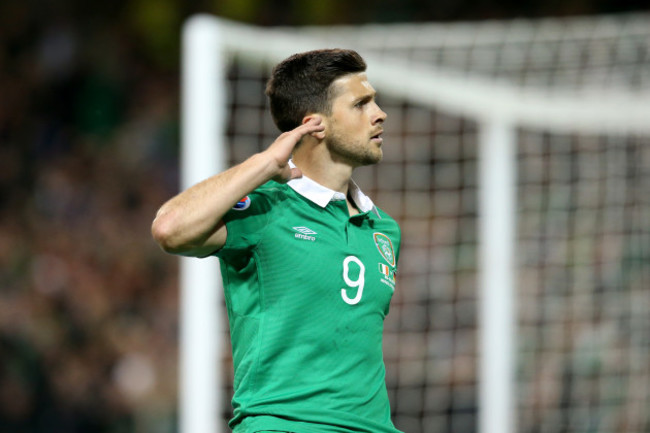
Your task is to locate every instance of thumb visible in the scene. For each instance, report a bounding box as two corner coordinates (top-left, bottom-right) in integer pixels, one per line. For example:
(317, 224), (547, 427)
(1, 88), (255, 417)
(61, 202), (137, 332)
(289, 167), (303, 180)
(271, 165), (302, 184)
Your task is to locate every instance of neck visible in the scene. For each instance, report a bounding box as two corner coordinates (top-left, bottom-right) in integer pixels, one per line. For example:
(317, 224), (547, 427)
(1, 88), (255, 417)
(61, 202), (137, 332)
(292, 142), (354, 195)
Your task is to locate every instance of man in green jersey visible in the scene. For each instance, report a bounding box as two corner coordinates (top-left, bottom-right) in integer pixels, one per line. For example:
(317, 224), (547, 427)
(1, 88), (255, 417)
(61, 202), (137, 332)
(152, 49), (402, 433)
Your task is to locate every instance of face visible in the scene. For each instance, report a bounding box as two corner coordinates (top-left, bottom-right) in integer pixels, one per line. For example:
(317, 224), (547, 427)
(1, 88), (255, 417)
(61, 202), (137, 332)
(323, 72), (387, 167)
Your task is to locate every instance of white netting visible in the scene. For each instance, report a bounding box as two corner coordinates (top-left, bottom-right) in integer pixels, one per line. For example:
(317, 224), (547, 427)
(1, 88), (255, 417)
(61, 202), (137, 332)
(196, 13), (650, 433)
(516, 132), (650, 433)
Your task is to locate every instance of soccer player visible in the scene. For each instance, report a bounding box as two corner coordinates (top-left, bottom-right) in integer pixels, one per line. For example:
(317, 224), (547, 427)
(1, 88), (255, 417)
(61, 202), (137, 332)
(152, 49), (402, 433)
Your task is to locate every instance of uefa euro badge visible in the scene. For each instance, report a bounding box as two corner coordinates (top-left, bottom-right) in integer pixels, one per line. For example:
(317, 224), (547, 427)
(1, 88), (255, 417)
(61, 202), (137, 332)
(233, 196), (251, 211)
(373, 232), (395, 267)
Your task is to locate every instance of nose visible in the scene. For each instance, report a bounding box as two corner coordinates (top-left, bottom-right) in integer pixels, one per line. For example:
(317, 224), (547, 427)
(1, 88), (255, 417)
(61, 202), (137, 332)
(372, 102), (387, 124)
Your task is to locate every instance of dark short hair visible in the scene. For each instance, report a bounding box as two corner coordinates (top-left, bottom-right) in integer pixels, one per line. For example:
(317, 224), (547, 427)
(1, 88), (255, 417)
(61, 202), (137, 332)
(265, 49), (367, 132)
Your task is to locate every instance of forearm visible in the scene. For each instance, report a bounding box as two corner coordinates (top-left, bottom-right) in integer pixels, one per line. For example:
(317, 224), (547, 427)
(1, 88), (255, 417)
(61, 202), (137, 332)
(151, 152), (277, 256)
(151, 117), (323, 256)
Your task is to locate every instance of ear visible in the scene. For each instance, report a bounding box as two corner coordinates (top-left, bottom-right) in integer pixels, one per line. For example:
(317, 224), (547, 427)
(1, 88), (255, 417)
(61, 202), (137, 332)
(303, 114), (326, 140)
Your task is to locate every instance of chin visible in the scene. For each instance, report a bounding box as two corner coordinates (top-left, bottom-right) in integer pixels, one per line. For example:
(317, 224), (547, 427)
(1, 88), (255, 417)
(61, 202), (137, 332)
(373, 148), (384, 162)
(359, 151), (382, 166)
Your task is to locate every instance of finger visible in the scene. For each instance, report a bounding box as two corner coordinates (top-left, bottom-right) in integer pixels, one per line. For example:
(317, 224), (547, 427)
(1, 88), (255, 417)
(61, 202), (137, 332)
(279, 123), (324, 149)
(297, 116), (324, 133)
(303, 115), (321, 125)
(300, 124), (325, 141)
(269, 117), (324, 158)
(297, 124), (324, 137)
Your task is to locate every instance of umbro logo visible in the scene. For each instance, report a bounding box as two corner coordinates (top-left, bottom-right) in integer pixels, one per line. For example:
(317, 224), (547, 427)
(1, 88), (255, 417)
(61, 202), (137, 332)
(293, 226), (317, 235)
(293, 226), (317, 241)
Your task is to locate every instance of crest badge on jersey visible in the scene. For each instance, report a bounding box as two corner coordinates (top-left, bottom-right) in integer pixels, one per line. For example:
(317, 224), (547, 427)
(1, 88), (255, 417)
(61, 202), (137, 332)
(233, 196), (251, 211)
(373, 232), (395, 266)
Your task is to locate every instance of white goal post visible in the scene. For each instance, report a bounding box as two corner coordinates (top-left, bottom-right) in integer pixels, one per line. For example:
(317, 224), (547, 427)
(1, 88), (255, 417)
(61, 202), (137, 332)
(180, 13), (650, 433)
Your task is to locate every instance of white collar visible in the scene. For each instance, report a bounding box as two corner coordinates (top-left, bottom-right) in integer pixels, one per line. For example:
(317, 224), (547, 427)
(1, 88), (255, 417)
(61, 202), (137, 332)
(287, 160), (379, 217)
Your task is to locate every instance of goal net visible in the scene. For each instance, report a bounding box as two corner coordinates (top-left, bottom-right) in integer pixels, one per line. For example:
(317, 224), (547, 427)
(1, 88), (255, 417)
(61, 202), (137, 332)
(180, 13), (650, 433)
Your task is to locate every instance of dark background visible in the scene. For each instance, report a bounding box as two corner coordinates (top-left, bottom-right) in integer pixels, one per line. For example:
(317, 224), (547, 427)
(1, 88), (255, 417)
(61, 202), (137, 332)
(1, 0), (648, 432)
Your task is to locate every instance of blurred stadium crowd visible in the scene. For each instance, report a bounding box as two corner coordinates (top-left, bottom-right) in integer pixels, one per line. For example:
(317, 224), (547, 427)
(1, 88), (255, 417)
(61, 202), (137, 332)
(0, 1), (182, 431)
(1, 0), (648, 432)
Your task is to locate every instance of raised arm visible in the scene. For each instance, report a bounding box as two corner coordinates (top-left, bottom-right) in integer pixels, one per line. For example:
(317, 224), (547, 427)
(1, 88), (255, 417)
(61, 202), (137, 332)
(151, 117), (324, 257)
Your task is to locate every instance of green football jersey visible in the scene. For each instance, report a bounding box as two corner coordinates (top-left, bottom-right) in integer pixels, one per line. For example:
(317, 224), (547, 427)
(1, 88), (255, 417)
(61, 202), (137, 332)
(216, 173), (402, 433)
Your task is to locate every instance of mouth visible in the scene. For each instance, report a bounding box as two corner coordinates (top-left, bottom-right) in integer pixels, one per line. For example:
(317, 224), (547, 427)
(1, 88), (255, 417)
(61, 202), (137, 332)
(370, 130), (383, 145)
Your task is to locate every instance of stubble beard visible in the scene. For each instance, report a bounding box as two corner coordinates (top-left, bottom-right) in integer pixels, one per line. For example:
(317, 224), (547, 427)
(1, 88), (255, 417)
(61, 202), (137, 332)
(326, 131), (383, 167)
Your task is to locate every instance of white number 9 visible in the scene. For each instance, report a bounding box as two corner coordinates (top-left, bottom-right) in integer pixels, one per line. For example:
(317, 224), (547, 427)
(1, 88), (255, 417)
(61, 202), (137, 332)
(341, 255), (365, 305)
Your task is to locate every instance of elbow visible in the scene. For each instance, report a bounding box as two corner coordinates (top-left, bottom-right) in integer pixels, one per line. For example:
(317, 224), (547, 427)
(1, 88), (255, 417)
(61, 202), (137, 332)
(151, 207), (224, 257)
(151, 211), (184, 254)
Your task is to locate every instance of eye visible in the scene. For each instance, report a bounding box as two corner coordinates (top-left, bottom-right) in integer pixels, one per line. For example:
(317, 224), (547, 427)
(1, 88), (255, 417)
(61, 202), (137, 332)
(354, 97), (371, 108)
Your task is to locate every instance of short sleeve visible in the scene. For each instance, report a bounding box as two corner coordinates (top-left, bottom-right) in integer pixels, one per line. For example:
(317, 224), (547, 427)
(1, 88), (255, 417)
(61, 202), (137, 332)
(215, 182), (280, 261)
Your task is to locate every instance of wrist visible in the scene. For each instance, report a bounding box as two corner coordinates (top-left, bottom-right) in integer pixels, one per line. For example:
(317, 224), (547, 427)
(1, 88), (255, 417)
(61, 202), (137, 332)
(247, 151), (284, 183)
